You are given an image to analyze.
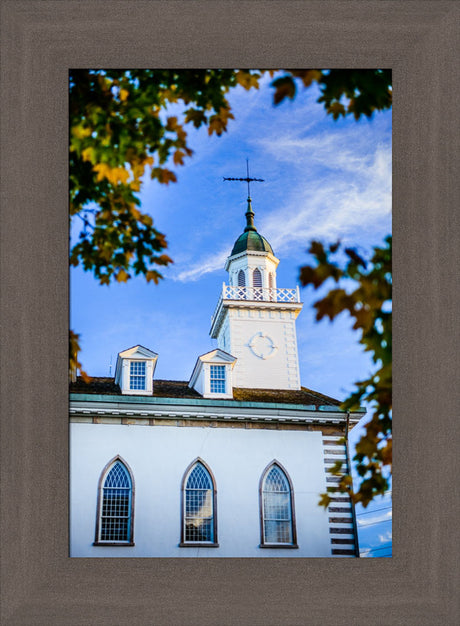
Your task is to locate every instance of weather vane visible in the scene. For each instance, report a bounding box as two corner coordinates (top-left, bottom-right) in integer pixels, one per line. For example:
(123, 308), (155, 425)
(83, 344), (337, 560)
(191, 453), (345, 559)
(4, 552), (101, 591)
(223, 159), (264, 197)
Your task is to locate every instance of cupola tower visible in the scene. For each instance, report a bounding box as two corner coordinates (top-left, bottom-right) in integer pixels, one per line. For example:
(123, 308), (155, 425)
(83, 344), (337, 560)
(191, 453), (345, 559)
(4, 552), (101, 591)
(210, 196), (303, 390)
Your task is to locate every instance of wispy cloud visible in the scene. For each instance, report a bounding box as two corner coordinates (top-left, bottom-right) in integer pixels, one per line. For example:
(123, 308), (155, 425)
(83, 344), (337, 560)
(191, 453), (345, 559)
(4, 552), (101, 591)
(172, 247), (230, 282)
(360, 547), (373, 557)
(360, 546), (392, 558)
(378, 529), (393, 544)
(260, 135), (392, 254)
(172, 120), (391, 282)
(357, 509), (392, 527)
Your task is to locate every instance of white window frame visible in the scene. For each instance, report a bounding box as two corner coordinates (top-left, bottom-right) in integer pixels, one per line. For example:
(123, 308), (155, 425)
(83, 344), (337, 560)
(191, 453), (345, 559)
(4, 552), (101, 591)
(120, 358), (154, 395)
(209, 364), (226, 394)
(129, 360), (146, 390)
(259, 461), (298, 549)
(180, 459), (219, 547)
(94, 456), (135, 546)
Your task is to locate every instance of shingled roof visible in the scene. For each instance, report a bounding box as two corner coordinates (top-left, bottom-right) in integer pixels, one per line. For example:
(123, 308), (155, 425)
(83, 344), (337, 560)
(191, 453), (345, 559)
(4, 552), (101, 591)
(70, 377), (341, 408)
(233, 386), (341, 407)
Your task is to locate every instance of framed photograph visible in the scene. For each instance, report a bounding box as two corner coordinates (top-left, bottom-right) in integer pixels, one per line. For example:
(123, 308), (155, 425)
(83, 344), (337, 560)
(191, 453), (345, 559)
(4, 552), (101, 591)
(1, 1), (457, 624)
(69, 67), (391, 560)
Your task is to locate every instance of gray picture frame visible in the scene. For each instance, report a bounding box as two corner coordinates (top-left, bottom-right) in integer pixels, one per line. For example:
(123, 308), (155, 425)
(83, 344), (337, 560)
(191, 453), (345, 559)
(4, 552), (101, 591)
(1, 1), (458, 624)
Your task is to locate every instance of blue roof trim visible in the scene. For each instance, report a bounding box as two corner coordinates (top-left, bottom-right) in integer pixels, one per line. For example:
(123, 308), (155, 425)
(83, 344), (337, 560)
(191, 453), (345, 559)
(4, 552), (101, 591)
(68, 392), (348, 413)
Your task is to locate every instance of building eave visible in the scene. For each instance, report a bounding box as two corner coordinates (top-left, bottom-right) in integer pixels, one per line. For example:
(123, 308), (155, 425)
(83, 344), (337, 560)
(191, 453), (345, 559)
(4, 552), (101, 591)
(224, 249), (279, 271)
(210, 299), (303, 338)
(69, 392), (365, 425)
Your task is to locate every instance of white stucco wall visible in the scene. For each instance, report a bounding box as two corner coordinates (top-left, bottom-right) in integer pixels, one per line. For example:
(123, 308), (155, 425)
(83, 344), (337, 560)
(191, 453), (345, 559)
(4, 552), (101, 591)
(222, 308), (301, 390)
(70, 422), (331, 558)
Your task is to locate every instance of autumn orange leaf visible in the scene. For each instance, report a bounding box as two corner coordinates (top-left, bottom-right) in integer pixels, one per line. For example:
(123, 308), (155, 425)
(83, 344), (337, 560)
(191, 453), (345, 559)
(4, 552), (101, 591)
(173, 150), (185, 166)
(145, 270), (160, 283)
(116, 269), (129, 282)
(235, 70), (260, 90)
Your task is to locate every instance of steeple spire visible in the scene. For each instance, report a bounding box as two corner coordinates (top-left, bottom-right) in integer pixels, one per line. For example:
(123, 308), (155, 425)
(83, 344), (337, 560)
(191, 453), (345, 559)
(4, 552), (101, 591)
(213, 160), (302, 390)
(223, 159), (264, 222)
(223, 159), (264, 233)
(244, 196), (256, 232)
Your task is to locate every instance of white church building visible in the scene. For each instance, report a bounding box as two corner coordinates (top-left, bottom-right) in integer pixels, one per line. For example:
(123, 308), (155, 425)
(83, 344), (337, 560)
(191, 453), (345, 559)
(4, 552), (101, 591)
(70, 197), (364, 557)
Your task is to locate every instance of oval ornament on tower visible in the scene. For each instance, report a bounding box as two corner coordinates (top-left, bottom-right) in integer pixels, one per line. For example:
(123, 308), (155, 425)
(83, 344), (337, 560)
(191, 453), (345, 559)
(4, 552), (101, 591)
(248, 332), (277, 360)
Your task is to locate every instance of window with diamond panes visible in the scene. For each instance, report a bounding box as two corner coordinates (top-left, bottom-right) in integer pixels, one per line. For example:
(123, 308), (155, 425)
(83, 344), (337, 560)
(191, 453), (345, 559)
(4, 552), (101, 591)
(210, 364), (226, 394)
(183, 462), (216, 544)
(129, 360), (146, 390)
(97, 460), (133, 543)
(261, 464), (295, 546)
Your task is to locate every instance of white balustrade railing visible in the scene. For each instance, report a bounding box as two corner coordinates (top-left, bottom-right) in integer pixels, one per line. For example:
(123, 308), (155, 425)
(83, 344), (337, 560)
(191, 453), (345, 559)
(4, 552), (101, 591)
(222, 284), (300, 303)
(211, 283), (301, 324)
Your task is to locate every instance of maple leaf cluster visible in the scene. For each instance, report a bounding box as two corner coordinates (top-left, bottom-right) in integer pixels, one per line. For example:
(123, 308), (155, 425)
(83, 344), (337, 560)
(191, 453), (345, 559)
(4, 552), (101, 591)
(301, 237), (392, 507)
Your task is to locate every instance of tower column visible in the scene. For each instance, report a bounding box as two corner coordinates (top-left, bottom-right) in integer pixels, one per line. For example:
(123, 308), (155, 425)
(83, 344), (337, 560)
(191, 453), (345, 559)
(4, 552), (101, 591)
(210, 186), (303, 390)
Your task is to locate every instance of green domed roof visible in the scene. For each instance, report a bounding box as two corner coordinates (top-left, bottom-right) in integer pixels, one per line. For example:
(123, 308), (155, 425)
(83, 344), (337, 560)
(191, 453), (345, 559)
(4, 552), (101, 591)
(231, 230), (274, 256)
(230, 197), (274, 257)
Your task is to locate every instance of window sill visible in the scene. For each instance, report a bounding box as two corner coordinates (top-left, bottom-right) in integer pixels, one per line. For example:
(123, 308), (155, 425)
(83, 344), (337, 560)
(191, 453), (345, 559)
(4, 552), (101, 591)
(259, 543), (299, 550)
(93, 542), (135, 547)
(179, 542), (219, 548)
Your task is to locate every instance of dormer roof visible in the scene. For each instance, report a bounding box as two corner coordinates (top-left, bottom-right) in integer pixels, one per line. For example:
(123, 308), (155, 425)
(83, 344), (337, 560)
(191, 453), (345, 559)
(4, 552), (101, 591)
(115, 345), (158, 380)
(117, 345), (158, 359)
(188, 349), (237, 387)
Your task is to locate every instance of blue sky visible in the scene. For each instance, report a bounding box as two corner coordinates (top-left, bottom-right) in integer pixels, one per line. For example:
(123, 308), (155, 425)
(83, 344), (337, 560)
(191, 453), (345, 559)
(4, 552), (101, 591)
(71, 73), (392, 556)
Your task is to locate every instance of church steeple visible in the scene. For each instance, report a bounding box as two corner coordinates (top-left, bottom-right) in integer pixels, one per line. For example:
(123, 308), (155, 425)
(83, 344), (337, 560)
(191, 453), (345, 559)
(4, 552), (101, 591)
(209, 177), (303, 391)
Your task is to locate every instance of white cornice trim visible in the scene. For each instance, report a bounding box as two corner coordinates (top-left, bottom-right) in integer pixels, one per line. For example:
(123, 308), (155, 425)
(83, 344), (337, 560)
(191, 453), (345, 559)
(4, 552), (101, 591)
(224, 250), (279, 271)
(210, 299), (303, 338)
(69, 402), (357, 425)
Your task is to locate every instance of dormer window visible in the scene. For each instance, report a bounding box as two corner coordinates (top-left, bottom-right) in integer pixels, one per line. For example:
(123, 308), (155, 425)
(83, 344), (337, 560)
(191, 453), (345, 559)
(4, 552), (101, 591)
(129, 361), (146, 390)
(210, 365), (226, 394)
(189, 349), (236, 399)
(114, 345), (158, 395)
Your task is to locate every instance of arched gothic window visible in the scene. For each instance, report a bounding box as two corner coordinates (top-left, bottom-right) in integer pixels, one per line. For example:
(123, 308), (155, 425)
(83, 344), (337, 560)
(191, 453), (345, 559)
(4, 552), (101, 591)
(94, 457), (134, 545)
(180, 459), (218, 547)
(237, 269), (246, 286)
(260, 462), (297, 548)
(253, 268), (262, 287)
